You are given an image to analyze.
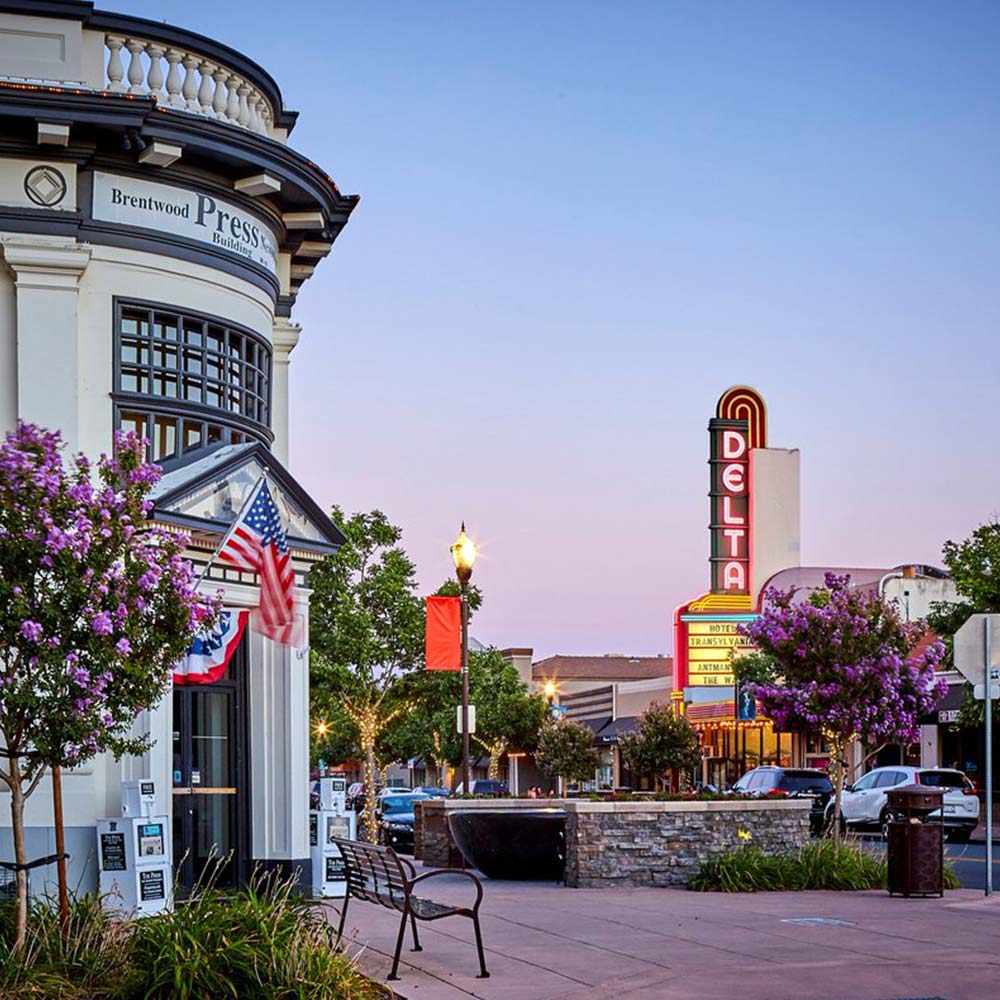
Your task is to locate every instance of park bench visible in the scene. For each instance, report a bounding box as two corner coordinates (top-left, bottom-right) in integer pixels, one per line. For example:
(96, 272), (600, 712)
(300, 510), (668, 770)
(0, 852), (69, 899)
(332, 837), (489, 982)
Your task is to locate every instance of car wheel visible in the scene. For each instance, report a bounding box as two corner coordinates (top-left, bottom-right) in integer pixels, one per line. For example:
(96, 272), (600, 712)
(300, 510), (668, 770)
(948, 828), (972, 844)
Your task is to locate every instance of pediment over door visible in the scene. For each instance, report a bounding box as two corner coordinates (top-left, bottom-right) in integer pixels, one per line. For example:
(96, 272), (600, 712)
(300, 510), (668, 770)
(149, 443), (345, 555)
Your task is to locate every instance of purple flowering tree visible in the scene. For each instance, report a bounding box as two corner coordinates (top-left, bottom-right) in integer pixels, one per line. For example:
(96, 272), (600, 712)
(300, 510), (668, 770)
(0, 423), (216, 948)
(739, 573), (945, 841)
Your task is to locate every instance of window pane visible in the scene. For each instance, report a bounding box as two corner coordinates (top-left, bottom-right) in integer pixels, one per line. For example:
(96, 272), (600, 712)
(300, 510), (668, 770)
(154, 343), (178, 369)
(121, 309), (147, 338)
(120, 411), (147, 438)
(207, 424), (224, 446)
(205, 354), (223, 380)
(182, 348), (203, 376)
(183, 421), (203, 452)
(153, 416), (177, 460)
(205, 383), (224, 408)
(154, 314), (179, 341)
(184, 320), (203, 347)
(153, 373), (178, 399)
(183, 376), (203, 403)
(206, 327), (224, 354)
(121, 339), (139, 364)
(120, 368), (139, 392)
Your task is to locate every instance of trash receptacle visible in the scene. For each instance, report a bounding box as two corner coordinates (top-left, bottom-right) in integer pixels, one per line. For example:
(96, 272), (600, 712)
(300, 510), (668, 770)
(886, 784), (944, 897)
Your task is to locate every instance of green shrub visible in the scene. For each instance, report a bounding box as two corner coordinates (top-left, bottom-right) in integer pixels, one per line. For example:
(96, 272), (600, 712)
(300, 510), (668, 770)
(0, 893), (137, 1000)
(689, 841), (961, 893)
(131, 867), (382, 1000)
(0, 868), (384, 1000)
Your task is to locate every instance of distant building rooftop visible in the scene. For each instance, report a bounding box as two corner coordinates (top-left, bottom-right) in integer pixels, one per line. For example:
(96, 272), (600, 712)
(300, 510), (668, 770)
(532, 654), (672, 683)
(762, 564), (948, 601)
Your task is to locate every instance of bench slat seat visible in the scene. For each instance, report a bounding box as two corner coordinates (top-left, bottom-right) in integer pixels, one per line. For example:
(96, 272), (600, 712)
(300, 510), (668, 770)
(332, 837), (489, 982)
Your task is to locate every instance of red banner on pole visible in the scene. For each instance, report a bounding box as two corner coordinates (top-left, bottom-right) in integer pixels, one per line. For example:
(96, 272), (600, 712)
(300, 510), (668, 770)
(425, 596), (461, 670)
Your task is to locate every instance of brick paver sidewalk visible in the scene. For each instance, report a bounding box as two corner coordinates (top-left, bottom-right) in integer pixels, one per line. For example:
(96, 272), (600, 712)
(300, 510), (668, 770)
(329, 874), (1000, 1000)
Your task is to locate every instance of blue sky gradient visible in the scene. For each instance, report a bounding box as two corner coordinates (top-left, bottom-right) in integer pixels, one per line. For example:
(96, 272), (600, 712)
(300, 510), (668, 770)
(129, 1), (1000, 657)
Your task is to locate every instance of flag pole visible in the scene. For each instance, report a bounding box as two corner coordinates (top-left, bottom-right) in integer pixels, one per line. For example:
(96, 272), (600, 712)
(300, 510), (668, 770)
(195, 474), (266, 588)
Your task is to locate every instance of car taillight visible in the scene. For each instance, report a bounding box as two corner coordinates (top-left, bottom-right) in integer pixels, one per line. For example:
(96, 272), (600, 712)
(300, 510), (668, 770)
(963, 785), (978, 796)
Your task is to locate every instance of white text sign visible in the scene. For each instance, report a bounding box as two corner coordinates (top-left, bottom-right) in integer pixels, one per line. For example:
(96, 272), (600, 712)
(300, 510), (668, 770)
(92, 172), (278, 276)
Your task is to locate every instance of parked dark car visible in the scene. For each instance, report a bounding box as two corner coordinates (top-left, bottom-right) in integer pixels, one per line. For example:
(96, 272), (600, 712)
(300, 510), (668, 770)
(730, 767), (833, 835)
(377, 792), (430, 853)
(453, 779), (508, 797)
(346, 782), (382, 814)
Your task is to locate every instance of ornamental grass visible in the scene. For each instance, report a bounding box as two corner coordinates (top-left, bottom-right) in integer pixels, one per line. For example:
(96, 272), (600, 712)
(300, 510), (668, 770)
(689, 840), (962, 893)
(0, 867), (385, 1000)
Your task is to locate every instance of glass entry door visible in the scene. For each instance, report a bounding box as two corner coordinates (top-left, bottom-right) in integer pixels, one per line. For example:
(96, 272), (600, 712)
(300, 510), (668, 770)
(172, 638), (248, 891)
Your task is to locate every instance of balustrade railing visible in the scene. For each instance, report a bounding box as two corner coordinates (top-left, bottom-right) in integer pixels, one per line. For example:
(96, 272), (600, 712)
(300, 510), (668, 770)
(103, 33), (276, 138)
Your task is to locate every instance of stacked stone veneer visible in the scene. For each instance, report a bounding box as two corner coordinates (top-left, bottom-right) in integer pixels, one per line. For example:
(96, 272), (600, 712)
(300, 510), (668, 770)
(415, 798), (811, 887)
(563, 800), (811, 888)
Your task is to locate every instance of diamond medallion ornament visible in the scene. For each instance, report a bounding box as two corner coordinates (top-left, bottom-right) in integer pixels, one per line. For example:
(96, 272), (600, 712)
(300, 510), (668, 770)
(24, 165), (68, 207)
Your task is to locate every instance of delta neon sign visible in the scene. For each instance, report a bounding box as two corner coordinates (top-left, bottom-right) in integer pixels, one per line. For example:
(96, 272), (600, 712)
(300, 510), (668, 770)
(710, 424), (750, 594)
(673, 386), (767, 690)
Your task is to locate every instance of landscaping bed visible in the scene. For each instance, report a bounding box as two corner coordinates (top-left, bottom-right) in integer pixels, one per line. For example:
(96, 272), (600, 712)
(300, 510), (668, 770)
(689, 840), (962, 893)
(0, 872), (387, 1000)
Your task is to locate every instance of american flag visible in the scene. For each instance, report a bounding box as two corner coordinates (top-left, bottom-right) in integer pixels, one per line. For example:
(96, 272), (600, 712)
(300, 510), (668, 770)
(218, 478), (297, 645)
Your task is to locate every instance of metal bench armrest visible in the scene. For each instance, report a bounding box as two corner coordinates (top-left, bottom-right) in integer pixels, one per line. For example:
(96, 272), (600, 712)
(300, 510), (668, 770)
(408, 867), (484, 911)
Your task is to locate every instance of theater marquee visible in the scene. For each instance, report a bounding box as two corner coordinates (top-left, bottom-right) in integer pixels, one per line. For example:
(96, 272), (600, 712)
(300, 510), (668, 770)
(674, 386), (767, 690)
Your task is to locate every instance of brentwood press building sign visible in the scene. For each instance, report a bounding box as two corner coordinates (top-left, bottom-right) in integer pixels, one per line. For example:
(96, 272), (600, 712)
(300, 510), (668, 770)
(92, 172), (279, 276)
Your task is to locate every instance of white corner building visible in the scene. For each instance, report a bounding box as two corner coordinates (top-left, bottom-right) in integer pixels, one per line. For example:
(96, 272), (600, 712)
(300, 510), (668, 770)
(0, 0), (358, 894)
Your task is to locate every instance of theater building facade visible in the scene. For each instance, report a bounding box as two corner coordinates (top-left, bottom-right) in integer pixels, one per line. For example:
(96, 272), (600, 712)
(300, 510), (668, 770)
(0, 0), (356, 893)
(674, 388), (959, 788)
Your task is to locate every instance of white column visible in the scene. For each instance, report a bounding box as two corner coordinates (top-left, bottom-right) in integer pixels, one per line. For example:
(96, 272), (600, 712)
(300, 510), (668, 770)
(1, 237), (91, 455)
(125, 38), (147, 96)
(249, 592), (310, 866)
(920, 724), (940, 768)
(105, 35), (126, 92)
(165, 49), (185, 107)
(270, 318), (300, 466)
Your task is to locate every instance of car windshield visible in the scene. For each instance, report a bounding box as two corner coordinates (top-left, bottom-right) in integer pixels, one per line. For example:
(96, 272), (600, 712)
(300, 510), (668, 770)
(382, 795), (427, 813)
(777, 772), (833, 793)
(919, 771), (968, 789)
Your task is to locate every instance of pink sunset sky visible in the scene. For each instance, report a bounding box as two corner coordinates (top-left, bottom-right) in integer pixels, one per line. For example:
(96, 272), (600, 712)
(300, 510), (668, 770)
(131, 2), (1000, 658)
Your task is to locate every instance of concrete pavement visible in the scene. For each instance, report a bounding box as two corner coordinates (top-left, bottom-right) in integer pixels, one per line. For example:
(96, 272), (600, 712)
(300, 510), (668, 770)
(329, 876), (1000, 1000)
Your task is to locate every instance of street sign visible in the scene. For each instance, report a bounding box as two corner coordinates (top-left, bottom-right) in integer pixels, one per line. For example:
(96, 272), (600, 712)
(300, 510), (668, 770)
(953, 614), (1000, 686)
(456, 704), (476, 734)
(953, 613), (996, 898)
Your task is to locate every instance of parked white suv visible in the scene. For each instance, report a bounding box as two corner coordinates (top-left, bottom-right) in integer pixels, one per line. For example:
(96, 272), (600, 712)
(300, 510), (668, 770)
(826, 765), (979, 841)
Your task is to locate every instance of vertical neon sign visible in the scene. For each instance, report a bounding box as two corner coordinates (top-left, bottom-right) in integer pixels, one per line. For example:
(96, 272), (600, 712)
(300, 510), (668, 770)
(709, 421), (750, 594)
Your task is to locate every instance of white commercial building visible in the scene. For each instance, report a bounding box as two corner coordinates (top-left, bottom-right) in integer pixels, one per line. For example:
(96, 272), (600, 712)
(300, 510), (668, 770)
(0, 0), (357, 895)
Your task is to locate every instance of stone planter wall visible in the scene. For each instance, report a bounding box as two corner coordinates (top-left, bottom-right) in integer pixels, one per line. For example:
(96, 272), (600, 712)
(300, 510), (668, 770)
(563, 800), (811, 888)
(414, 798), (811, 887)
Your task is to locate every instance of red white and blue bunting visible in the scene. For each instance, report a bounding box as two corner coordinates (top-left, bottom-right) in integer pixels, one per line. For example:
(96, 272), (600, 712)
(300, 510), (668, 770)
(173, 609), (249, 686)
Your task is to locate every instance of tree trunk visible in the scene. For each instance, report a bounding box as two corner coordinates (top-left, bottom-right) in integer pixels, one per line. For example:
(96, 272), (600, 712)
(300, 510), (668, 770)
(8, 767), (28, 952)
(361, 738), (378, 844)
(52, 765), (70, 940)
(830, 735), (845, 844)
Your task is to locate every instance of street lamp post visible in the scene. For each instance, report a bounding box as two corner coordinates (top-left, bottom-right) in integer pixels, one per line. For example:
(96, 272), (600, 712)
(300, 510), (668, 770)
(451, 523), (477, 792)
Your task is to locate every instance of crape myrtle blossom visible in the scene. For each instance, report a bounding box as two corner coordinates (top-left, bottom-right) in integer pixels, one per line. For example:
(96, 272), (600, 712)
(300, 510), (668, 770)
(737, 572), (946, 840)
(0, 422), (219, 949)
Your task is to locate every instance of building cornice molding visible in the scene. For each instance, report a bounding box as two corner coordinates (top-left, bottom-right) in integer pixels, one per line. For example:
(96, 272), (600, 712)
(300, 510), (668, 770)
(1, 234), (91, 287)
(271, 317), (301, 358)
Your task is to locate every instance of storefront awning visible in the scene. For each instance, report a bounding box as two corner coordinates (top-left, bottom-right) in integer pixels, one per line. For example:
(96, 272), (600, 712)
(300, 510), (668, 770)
(594, 716), (637, 745)
(923, 679), (967, 724)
